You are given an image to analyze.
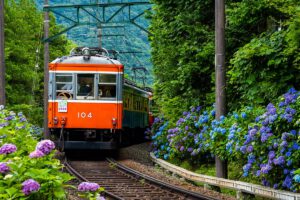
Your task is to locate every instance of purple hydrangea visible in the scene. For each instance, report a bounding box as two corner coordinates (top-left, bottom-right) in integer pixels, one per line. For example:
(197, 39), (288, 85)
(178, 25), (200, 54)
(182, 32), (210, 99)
(243, 163), (252, 172)
(268, 151), (276, 160)
(36, 140), (55, 155)
(4, 115), (14, 121)
(246, 145), (253, 153)
(0, 162), (10, 174)
(273, 156), (285, 165)
(261, 134), (268, 142)
(179, 146), (185, 152)
(240, 146), (247, 154)
(29, 150), (45, 158)
(283, 175), (293, 189)
(262, 178), (270, 187)
(19, 117), (27, 122)
(154, 117), (160, 124)
(22, 179), (40, 195)
(266, 103), (276, 115)
(284, 93), (295, 105)
(0, 143), (17, 154)
(280, 141), (288, 148)
(256, 170), (261, 176)
(78, 182), (100, 192)
(261, 164), (272, 174)
(187, 147), (193, 152)
(176, 118), (184, 126)
(281, 132), (290, 141)
(0, 123), (8, 128)
(249, 128), (257, 136)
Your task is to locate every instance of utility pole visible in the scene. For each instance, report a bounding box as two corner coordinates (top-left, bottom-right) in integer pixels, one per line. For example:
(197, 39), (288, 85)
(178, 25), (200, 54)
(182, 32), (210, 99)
(97, 26), (102, 49)
(215, 0), (228, 178)
(43, 0), (50, 138)
(0, 0), (5, 106)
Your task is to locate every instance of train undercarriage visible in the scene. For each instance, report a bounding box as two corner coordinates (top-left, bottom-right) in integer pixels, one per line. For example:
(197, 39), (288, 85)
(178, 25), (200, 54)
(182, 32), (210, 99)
(50, 127), (146, 151)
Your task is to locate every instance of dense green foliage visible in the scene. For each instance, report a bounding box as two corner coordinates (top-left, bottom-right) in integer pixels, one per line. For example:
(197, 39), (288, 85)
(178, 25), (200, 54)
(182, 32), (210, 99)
(150, 0), (300, 121)
(4, 0), (73, 125)
(149, 89), (300, 191)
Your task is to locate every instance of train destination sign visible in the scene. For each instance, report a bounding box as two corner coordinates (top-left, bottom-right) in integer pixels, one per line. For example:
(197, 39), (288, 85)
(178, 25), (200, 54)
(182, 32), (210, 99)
(58, 100), (68, 113)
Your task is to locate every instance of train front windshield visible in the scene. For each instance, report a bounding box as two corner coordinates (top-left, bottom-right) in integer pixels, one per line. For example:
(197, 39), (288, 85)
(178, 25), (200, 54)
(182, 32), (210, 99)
(55, 73), (118, 100)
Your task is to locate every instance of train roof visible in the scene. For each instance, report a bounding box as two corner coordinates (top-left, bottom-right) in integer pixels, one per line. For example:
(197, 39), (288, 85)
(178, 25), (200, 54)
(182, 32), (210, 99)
(124, 78), (153, 95)
(51, 47), (122, 65)
(51, 56), (121, 65)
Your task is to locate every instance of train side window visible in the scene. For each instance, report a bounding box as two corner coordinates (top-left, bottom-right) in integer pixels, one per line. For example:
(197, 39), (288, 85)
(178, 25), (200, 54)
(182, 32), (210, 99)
(98, 74), (116, 99)
(56, 74), (73, 100)
(77, 74), (95, 100)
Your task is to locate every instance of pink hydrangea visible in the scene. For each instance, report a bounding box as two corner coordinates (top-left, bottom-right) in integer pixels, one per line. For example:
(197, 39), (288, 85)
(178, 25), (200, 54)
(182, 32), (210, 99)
(0, 143), (17, 154)
(0, 162), (10, 174)
(22, 179), (40, 195)
(36, 140), (55, 155)
(29, 150), (45, 158)
(78, 182), (100, 192)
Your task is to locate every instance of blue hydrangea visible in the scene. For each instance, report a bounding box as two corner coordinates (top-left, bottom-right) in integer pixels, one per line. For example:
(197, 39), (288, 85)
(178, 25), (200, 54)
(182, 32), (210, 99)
(241, 112), (247, 119)
(293, 174), (300, 183)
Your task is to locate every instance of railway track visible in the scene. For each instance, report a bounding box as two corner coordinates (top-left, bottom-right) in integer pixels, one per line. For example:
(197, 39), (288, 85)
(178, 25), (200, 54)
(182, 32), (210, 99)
(64, 158), (217, 200)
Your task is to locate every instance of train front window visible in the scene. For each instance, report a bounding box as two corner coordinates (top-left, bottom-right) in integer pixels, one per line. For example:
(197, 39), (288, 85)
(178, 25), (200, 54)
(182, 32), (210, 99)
(98, 74), (116, 99)
(56, 74), (74, 100)
(77, 74), (95, 100)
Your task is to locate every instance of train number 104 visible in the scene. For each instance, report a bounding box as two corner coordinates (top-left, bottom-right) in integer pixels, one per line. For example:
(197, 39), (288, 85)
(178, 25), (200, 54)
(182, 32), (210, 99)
(77, 112), (93, 119)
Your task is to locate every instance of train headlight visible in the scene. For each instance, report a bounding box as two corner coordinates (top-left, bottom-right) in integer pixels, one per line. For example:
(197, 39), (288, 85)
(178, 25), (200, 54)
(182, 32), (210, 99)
(61, 117), (67, 125)
(82, 47), (90, 60)
(53, 117), (59, 125)
(112, 118), (117, 127)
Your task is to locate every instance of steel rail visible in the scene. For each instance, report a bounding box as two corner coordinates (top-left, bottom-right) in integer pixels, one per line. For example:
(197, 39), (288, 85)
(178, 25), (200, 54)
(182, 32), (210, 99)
(64, 158), (124, 200)
(106, 158), (217, 200)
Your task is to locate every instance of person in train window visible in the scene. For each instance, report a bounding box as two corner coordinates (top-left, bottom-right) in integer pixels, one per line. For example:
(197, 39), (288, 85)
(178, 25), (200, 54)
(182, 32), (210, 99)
(79, 82), (92, 95)
(105, 88), (112, 97)
(98, 88), (103, 97)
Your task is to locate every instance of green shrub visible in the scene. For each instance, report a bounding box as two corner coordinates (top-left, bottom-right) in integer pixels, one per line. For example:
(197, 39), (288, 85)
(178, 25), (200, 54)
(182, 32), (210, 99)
(0, 106), (73, 199)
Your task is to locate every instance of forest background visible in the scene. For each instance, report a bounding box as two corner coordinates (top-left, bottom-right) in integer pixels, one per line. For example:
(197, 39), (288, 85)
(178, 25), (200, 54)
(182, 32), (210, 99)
(2, 0), (300, 126)
(150, 0), (300, 122)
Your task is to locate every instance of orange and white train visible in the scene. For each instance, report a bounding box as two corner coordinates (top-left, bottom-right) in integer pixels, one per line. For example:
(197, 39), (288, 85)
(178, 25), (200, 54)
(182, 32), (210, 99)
(48, 47), (152, 150)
